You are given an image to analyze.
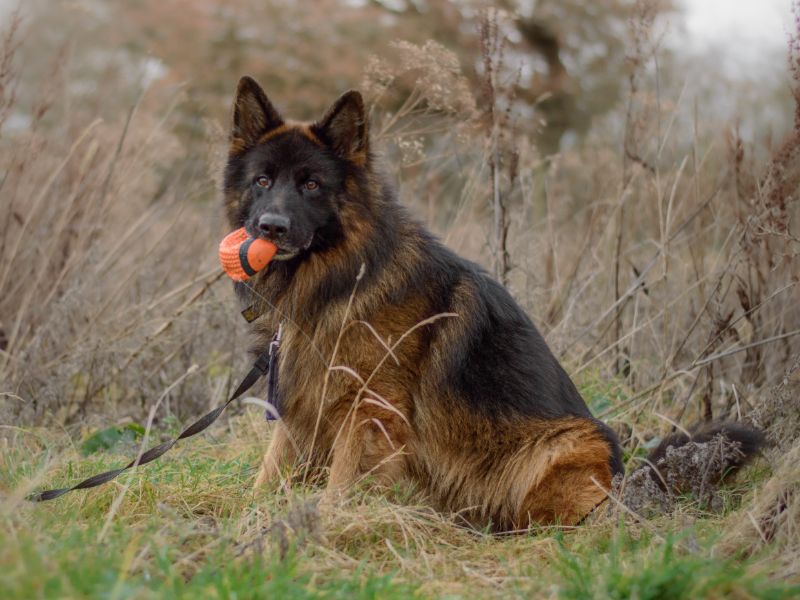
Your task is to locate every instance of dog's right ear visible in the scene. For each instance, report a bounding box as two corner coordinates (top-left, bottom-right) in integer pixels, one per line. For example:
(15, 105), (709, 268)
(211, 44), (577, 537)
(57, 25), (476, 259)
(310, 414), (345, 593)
(230, 76), (283, 149)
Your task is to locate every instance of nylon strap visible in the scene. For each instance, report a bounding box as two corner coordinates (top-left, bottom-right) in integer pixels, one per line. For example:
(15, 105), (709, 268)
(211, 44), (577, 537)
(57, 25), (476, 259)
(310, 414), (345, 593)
(265, 322), (283, 421)
(28, 341), (277, 502)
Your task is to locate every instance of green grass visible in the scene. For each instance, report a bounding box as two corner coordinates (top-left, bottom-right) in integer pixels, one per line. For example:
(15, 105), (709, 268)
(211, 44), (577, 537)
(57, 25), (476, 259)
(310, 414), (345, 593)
(1, 413), (797, 599)
(554, 530), (797, 600)
(4, 525), (414, 599)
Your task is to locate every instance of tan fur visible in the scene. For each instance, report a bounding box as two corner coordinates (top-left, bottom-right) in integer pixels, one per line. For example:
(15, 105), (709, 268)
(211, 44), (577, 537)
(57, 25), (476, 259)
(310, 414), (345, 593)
(256, 121), (323, 147)
(230, 121), (322, 159)
(228, 136), (250, 156)
(253, 421), (295, 488)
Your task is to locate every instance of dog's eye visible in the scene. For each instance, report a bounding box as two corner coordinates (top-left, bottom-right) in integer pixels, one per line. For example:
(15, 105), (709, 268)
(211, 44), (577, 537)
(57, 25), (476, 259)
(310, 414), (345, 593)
(255, 175), (272, 189)
(304, 180), (319, 191)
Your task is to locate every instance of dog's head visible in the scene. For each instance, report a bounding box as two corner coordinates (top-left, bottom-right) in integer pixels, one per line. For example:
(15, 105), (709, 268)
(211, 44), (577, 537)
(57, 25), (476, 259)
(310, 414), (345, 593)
(223, 76), (370, 261)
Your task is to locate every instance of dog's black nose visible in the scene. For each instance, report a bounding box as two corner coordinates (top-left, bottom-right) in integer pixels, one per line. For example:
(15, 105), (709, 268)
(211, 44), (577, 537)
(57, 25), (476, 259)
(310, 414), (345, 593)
(257, 213), (290, 240)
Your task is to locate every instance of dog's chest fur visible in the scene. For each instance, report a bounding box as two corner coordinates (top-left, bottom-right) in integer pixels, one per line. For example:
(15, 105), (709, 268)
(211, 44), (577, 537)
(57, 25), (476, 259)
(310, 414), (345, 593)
(254, 288), (424, 471)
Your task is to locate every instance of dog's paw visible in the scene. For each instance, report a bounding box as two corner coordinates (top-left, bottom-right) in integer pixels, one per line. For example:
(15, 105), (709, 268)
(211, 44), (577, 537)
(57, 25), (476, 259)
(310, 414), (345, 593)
(252, 468), (273, 491)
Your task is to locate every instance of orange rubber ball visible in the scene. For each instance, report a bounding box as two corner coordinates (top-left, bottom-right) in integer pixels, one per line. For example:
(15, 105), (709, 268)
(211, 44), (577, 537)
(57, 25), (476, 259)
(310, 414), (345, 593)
(219, 227), (277, 281)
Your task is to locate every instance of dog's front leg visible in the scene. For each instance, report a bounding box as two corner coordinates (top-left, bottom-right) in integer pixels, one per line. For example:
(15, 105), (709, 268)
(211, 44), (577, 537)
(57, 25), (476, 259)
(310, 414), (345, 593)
(324, 416), (366, 500)
(253, 422), (295, 490)
(322, 410), (408, 506)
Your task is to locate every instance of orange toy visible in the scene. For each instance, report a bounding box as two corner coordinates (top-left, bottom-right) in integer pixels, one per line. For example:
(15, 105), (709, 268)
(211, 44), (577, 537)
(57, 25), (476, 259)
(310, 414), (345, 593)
(219, 228), (277, 281)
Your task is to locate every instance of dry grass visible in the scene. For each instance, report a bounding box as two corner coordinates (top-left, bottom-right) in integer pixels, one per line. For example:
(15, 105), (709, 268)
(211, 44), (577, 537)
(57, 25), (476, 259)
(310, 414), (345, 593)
(717, 443), (800, 581)
(1, 1), (800, 597)
(2, 413), (794, 598)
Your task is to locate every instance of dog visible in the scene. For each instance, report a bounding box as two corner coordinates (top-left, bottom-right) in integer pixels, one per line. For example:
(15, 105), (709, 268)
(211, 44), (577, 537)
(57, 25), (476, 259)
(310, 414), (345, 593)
(223, 76), (760, 531)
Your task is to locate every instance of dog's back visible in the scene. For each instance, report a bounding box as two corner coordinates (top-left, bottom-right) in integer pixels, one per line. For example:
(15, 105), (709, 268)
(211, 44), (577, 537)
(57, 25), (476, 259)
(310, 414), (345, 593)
(380, 226), (624, 528)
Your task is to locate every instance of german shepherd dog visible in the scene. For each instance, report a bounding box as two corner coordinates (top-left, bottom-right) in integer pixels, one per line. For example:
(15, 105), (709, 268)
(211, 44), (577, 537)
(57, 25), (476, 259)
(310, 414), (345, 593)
(223, 77), (758, 530)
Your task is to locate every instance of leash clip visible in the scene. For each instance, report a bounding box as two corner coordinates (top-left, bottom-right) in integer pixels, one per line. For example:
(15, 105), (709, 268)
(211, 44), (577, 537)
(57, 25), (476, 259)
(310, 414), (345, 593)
(270, 322), (283, 355)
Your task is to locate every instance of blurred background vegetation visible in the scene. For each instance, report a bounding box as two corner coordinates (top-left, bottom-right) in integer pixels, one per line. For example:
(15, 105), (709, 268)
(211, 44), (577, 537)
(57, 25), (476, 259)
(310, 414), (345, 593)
(1, 0), (797, 433)
(7, 0), (792, 150)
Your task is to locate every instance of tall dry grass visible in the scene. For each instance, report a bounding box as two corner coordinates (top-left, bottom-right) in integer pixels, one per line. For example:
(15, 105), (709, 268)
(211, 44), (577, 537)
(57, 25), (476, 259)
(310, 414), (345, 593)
(0, 10), (248, 428)
(0, 0), (796, 447)
(0, 1), (799, 582)
(363, 7), (800, 452)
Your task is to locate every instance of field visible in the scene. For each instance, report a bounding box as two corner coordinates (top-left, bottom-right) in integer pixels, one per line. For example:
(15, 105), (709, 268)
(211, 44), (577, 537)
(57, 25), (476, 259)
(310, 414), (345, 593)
(1, 1), (799, 598)
(2, 415), (798, 598)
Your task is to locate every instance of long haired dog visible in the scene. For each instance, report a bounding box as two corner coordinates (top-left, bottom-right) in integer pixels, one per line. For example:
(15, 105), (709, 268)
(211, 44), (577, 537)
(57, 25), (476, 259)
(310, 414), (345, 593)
(223, 77), (757, 530)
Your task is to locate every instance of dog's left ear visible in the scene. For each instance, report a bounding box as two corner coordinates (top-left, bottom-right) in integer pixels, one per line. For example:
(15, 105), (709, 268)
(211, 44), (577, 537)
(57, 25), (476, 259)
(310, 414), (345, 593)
(314, 91), (368, 163)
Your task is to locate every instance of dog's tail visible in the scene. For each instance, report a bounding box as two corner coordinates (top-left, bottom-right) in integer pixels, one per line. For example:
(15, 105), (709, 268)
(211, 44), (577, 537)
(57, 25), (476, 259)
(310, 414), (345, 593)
(644, 421), (766, 493)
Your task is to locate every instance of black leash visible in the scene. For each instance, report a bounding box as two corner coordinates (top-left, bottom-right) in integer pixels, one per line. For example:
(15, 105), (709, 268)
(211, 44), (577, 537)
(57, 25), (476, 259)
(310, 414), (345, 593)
(28, 327), (281, 502)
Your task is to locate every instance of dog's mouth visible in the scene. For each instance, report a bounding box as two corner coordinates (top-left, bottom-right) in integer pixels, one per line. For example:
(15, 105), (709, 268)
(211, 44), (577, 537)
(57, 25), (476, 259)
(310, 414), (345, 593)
(245, 228), (314, 262)
(272, 247), (300, 261)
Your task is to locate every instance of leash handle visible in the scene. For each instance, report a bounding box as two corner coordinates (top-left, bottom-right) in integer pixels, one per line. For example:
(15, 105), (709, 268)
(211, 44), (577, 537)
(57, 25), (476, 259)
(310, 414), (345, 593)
(28, 348), (273, 502)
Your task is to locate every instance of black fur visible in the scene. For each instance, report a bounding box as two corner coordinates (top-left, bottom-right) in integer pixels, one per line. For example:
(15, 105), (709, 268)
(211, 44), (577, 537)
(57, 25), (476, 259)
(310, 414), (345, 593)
(648, 421), (766, 471)
(644, 421), (766, 494)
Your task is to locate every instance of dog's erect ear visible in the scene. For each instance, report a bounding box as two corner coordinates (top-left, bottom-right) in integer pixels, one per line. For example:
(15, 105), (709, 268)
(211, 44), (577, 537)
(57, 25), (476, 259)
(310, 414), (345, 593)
(231, 76), (283, 147)
(314, 91), (368, 162)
